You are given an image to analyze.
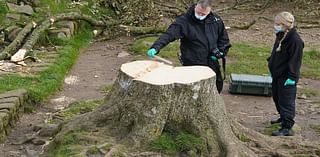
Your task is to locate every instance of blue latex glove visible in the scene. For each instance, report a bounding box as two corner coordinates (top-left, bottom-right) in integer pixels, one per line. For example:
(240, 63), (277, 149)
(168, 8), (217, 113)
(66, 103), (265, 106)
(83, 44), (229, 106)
(284, 78), (296, 86)
(147, 48), (157, 58)
(211, 56), (218, 61)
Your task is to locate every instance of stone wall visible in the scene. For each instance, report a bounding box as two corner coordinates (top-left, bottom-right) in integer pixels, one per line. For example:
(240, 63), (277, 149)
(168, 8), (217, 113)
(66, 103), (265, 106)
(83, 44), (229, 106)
(0, 89), (28, 142)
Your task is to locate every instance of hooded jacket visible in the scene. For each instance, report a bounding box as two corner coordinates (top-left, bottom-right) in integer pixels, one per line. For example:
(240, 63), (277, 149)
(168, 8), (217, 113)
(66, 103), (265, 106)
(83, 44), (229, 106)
(151, 4), (231, 66)
(268, 28), (304, 82)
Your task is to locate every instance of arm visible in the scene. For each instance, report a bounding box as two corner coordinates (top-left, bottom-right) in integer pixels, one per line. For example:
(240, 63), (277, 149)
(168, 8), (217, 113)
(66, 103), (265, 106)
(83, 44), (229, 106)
(217, 20), (231, 56)
(150, 18), (184, 54)
(287, 39), (304, 81)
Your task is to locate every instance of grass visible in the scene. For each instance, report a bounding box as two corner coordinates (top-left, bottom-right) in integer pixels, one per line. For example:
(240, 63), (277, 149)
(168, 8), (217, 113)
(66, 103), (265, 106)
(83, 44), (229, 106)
(56, 100), (104, 120)
(150, 132), (205, 155)
(130, 37), (320, 80)
(264, 123), (281, 135)
(0, 23), (93, 103)
(0, 1), (8, 26)
(237, 134), (251, 142)
(129, 37), (180, 59)
(301, 49), (320, 79)
(52, 131), (82, 157)
(311, 125), (320, 135)
(299, 87), (320, 98)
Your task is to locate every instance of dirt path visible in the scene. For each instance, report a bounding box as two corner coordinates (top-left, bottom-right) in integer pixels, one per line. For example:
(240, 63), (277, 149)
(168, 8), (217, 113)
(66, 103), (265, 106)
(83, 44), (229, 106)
(0, 37), (132, 157)
(1, 3), (320, 154)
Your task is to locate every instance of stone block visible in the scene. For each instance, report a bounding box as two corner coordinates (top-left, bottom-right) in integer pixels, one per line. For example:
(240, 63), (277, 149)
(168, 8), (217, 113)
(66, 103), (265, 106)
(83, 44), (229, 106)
(0, 97), (21, 107)
(0, 103), (17, 125)
(0, 89), (28, 106)
(7, 3), (34, 15)
(0, 112), (10, 128)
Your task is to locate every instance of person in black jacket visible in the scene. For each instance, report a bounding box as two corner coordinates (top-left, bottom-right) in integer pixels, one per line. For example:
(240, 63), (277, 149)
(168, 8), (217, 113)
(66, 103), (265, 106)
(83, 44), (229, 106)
(146, 0), (231, 93)
(268, 12), (304, 136)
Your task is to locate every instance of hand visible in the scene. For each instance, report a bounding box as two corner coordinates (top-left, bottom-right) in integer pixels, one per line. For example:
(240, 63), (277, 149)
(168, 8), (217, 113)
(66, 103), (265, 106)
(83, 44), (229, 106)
(284, 78), (296, 86)
(211, 56), (218, 61)
(147, 48), (157, 58)
(212, 48), (225, 60)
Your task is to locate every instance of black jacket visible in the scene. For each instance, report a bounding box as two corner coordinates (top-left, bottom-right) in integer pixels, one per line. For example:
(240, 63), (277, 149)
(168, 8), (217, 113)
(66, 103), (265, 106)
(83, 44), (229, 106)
(151, 4), (231, 66)
(268, 28), (304, 82)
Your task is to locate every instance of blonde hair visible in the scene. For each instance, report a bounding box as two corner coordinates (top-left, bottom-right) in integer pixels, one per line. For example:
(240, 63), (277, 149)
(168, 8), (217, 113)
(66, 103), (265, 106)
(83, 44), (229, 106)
(275, 12), (295, 29)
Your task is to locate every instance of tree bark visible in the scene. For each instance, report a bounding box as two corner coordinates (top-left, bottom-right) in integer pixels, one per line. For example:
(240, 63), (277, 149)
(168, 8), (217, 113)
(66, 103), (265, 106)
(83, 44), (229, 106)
(54, 60), (255, 156)
(0, 22), (35, 60)
(0, 12), (119, 61)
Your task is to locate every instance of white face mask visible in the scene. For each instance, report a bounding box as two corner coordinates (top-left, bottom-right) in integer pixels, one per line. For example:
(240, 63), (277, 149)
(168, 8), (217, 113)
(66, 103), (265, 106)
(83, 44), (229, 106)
(195, 12), (207, 21)
(274, 25), (284, 33)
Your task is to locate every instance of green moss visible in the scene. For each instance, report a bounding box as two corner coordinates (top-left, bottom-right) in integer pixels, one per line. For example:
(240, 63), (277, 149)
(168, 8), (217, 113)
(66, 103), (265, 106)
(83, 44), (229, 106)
(150, 132), (205, 155)
(311, 125), (320, 135)
(57, 100), (103, 120)
(101, 84), (113, 95)
(101, 143), (113, 152)
(52, 132), (82, 157)
(87, 146), (100, 155)
(263, 123), (281, 135)
(0, 1), (8, 26)
(237, 134), (250, 142)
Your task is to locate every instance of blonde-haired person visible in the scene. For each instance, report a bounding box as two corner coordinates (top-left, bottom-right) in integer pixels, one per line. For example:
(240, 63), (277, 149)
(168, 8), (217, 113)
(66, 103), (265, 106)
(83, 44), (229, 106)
(267, 11), (304, 136)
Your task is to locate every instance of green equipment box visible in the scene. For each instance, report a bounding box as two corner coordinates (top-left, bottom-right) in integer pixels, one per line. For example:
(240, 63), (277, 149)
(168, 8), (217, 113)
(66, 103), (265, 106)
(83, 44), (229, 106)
(229, 73), (272, 96)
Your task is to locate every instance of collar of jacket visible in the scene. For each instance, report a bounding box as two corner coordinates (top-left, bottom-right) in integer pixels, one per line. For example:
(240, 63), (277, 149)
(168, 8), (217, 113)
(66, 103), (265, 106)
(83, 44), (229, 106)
(187, 4), (217, 24)
(282, 28), (297, 43)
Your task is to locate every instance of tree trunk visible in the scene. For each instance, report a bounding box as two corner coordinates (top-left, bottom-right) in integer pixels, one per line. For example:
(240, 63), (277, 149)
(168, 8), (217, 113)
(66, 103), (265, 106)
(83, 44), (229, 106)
(54, 60), (255, 156)
(0, 22), (35, 60)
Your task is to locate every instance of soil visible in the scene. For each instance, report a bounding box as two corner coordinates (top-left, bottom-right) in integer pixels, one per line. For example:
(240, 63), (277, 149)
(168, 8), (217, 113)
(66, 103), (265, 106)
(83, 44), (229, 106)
(1, 1), (320, 156)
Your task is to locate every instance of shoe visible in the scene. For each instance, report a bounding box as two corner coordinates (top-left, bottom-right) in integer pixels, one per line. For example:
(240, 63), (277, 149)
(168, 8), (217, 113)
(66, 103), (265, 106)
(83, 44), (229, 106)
(272, 128), (294, 136)
(270, 117), (282, 124)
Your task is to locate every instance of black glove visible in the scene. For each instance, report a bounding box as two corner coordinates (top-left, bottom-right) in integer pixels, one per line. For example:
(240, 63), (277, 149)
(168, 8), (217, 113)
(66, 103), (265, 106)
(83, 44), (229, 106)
(211, 48), (225, 60)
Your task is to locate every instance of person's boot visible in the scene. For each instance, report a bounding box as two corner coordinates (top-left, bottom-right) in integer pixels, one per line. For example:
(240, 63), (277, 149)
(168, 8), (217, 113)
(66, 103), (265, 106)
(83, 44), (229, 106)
(270, 117), (282, 124)
(272, 128), (294, 136)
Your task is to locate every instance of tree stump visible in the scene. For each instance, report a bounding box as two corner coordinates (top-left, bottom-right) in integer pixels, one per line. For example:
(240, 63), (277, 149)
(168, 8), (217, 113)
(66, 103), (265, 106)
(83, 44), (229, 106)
(64, 60), (253, 156)
(50, 60), (320, 156)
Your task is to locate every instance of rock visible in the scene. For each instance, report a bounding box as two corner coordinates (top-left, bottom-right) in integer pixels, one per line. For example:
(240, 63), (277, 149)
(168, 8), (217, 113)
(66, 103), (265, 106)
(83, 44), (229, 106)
(57, 32), (67, 39)
(49, 28), (72, 39)
(6, 3), (34, 15)
(309, 107), (316, 112)
(25, 148), (39, 157)
(298, 94), (307, 99)
(8, 151), (22, 157)
(6, 13), (21, 21)
(297, 109), (305, 115)
(64, 75), (79, 85)
(292, 124), (302, 134)
(55, 21), (77, 36)
(117, 51), (130, 58)
(38, 123), (61, 137)
(11, 133), (36, 145)
(31, 138), (46, 145)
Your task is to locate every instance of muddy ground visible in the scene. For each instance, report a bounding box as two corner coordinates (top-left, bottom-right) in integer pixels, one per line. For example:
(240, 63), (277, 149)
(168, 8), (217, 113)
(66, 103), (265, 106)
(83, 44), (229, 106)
(1, 1), (320, 156)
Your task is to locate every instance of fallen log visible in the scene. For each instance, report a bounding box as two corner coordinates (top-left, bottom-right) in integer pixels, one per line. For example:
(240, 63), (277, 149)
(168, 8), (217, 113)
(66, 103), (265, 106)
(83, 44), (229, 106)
(0, 22), (36, 60)
(0, 12), (119, 61)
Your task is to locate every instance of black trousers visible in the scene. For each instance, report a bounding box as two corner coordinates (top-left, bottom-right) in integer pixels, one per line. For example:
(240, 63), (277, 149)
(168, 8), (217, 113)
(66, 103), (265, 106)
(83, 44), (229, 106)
(183, 60), (223, 93)
(272, 77), (297, 129)
(208, 60), (223, 93)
